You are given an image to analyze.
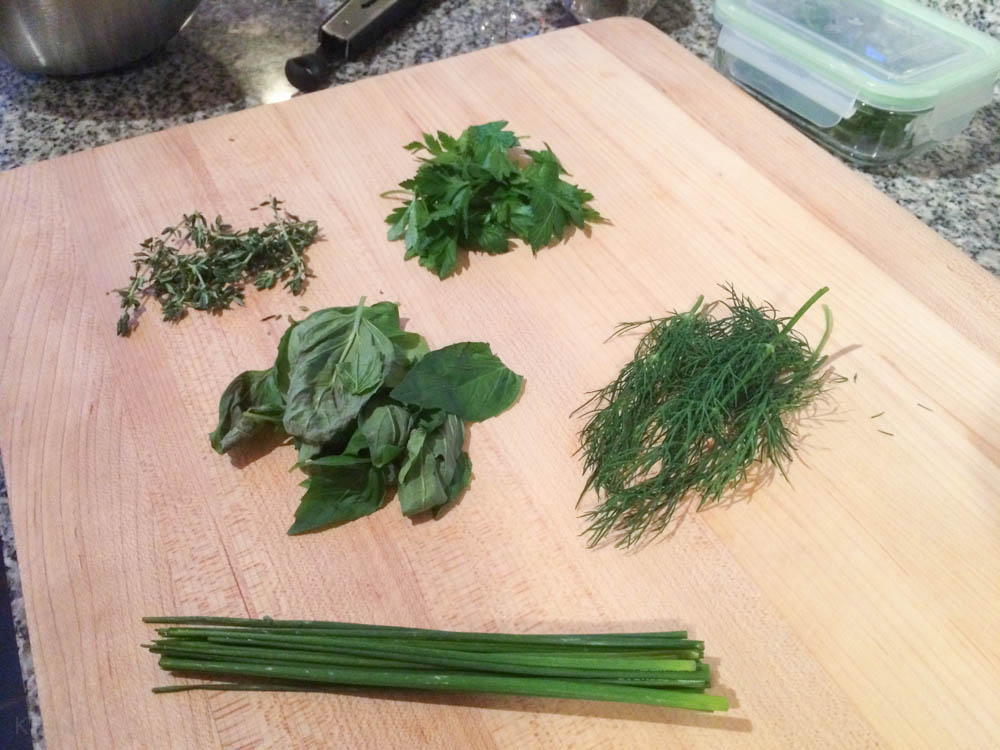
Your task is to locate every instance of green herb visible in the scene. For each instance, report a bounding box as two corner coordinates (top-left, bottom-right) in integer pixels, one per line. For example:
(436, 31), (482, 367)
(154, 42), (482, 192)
(576, 286), (835, 548)
(383, 121), (603, 278)
(870, 411), (885, 419)
(878, 430), (895, 437)
(142, 615), (729, 712)
(734, 82), (925, 166)
(825, 103), (923, 165)
(917, 403), (933, 412)
(211, 299), (522, 533)
(115, 198), (319, 335)
(389, 342), (523, 422)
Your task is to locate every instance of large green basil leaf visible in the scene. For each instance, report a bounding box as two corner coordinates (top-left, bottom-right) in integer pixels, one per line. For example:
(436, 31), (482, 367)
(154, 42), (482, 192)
(284, 307), (355, 368)
(389, 342), (522, 422)
(209, 368), (284, 454)
(287, 461), (386, 535)
(283, 302), (395, 444)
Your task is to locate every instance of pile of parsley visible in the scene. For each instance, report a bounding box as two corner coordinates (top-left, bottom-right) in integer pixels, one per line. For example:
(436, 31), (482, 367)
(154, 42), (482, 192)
(384, 121), (603, 278)
(210, 299), (522, 534)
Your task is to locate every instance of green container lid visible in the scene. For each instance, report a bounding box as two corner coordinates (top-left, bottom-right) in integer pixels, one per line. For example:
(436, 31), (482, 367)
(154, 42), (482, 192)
(714, 0), (1000, 114)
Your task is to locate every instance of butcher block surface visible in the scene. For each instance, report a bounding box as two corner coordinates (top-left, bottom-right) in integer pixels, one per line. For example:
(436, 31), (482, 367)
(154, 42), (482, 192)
(0, 18), (997, 750)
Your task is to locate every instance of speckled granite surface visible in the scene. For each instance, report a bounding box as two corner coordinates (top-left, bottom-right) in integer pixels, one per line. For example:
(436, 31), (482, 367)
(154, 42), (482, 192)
(1, 1), (998, 747)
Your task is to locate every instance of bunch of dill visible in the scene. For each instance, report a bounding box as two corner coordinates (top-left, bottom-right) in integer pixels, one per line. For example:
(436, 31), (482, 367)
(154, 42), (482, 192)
(576, 286), (835, 549)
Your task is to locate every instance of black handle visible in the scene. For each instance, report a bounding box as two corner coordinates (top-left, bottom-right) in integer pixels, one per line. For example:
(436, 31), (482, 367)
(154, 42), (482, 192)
(285, 0), (422, 93)
(284, 51), (335, 93)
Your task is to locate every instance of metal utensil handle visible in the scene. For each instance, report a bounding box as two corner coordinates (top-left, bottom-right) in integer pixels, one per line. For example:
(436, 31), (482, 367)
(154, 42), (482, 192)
(285, 0), (422, 92)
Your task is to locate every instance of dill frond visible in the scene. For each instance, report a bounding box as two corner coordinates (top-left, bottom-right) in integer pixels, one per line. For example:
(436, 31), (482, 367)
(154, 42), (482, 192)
(576, 285), (835, 548)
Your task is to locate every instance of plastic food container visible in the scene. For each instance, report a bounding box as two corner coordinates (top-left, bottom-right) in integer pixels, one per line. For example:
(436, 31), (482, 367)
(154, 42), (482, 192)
(712, 0), (1000, 166)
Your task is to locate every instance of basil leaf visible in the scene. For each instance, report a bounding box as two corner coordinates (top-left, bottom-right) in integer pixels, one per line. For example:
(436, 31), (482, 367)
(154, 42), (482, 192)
(343, 427), (370, 457)
(209, 368), (284, 454)
(284, 307), (354, 368)
(360, 403), (412, 468)
(397, 413), (464, 516)
(390, 342), (522, 422)
(274, 319), (299, 394)
(446, 451), (472, 501)
(283, 302), (395, 444)
(384, 331), (429, 388)
(432, 451), (472, 519)
(362, 301), (403, 334)
(397, 433), (445, 516)
(298, 453), (370, 476)
(295, 438), (322, 464)
(288, 462), (386, 535)
(360, 301), (429, 386)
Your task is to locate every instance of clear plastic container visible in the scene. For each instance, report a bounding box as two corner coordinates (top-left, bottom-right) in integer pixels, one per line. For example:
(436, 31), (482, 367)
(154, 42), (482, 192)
(564, 1), (659, 23)
(712, 0), (1000, 166)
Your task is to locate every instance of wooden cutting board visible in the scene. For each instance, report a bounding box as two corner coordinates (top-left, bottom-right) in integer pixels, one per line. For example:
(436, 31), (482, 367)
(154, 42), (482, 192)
(1, 18), (997, 750)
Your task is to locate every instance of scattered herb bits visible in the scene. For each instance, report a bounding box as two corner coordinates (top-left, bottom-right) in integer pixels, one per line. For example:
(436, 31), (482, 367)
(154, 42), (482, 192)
(142, 615), (729, 713)
(384, 121), (603, 279)
(115, 198), (319, 336)
(210, 298), (522, 533)
(576, 286), (836, 548)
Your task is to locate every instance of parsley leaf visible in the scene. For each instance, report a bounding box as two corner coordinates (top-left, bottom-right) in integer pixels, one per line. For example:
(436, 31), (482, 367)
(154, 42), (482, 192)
(384, 122), (603, 278)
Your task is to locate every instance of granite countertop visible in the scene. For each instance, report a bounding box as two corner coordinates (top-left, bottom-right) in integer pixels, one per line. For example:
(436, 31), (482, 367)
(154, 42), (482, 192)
(1, 1), (998, 747)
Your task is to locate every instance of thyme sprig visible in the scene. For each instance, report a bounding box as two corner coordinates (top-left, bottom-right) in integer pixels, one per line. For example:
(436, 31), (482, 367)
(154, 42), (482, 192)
(576, 286), (835, 548)
(115, 198), (319, 336)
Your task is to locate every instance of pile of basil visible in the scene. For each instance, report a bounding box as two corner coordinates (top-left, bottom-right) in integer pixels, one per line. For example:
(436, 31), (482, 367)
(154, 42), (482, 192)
(210, 299), (522, 534)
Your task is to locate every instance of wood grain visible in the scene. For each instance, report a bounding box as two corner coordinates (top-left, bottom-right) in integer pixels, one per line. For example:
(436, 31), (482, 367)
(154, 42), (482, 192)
(0, 18), (997, 750)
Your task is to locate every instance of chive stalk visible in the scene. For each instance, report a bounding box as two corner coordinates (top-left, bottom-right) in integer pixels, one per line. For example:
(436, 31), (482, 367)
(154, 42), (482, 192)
(143, 616), (728, 713)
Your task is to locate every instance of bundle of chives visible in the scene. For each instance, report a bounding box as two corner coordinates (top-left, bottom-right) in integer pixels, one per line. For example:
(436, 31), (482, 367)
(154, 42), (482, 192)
(142, 616), (728, 713)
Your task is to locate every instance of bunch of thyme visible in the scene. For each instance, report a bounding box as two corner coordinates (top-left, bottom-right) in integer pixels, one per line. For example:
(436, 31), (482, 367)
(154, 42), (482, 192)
(576, 286), (835, 548)
(115, 198), (319, 336)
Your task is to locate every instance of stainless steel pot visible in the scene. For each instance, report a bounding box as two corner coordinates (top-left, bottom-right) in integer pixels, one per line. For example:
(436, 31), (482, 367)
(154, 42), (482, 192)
(0, 0), (202, 75)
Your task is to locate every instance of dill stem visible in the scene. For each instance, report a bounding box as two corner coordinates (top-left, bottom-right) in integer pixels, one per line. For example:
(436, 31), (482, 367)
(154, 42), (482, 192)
(806, 304), (834, 366)
(780, 286), (829, 335)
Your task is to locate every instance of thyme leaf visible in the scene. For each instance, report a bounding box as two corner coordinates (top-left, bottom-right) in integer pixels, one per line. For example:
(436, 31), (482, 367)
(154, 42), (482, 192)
(115, 198), (320, 336)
